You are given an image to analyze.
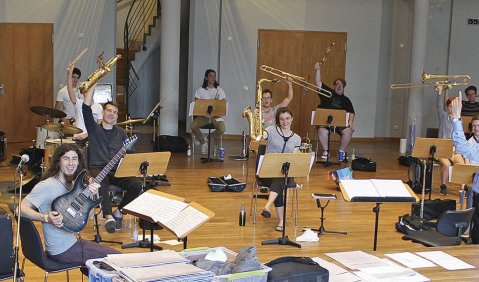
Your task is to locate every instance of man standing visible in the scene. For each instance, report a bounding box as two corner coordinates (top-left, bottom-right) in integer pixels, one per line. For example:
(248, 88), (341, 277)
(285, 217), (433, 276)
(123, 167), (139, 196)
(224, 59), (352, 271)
(83, 84), (142, 233)
(20, 143), (120, 265)
(462, 85), (479, 116)
(55, 67), (81, 123)
(315, 63), (355, 162)
(261, 77), (293, 128)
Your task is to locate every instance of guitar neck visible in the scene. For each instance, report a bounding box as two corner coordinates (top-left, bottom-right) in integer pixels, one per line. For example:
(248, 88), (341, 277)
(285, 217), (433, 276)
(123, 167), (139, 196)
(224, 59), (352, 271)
(93, 148), (127, 184)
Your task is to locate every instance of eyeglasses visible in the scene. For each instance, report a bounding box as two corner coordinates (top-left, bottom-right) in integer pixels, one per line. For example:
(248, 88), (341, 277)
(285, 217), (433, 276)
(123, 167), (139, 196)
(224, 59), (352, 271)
(262, 96), (272, 100)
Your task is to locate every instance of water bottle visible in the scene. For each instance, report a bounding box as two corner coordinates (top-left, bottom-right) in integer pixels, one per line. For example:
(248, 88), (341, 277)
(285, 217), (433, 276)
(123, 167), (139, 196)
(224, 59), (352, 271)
(187, 145), (192, 157)
(408, 117), (416, 155)
(351, 149), (356, 160)
(219, 148), (225, 160)
(239, 202), (246, 226)
(132, 217), (138, 242)
(213, 145), (218, 158)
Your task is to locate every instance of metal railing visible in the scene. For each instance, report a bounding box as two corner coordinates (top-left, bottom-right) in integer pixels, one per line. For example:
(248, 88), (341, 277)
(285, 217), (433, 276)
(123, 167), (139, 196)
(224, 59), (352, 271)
(123, 0), (160, 112)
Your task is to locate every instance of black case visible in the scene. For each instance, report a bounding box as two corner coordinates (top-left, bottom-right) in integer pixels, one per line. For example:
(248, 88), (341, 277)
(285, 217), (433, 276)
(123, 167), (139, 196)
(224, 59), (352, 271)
(411, 199), (456, 220)
(352, 157), (376, 172)
(208, 177), (246, 192)
(0, 208), (14, 276)
(155, 135), (189, 152)
(266, 256), (329, 282)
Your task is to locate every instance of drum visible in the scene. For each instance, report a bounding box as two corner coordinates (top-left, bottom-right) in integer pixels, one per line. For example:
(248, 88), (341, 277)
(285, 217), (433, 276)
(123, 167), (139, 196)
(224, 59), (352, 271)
(35, 126), (60, 149)
(44, 139), (76, 170)
(0, 131), (6, 162)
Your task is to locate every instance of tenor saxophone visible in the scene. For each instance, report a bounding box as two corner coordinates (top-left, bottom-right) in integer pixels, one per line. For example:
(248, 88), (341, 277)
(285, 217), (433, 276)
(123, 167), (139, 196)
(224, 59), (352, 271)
(242, 78), (274, 141)
(79, 54), (121, 94)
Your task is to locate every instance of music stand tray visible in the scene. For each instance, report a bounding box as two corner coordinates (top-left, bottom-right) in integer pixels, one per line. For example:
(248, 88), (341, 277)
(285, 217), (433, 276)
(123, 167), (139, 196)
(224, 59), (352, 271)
(312, 108), (347, 166)
(258, 153), (313, 248)
(116, 152), (171, 251)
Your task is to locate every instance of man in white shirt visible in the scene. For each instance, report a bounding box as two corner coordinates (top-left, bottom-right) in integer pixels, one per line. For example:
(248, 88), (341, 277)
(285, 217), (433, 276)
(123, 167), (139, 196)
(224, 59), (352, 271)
(191, 69), (226, 154)
(55, 67), (81, 122)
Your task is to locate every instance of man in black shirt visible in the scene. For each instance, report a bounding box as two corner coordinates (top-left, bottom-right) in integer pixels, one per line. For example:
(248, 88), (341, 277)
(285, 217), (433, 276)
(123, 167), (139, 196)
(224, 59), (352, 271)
(82, 83), (142, 233)
(315, 63), (355, 162)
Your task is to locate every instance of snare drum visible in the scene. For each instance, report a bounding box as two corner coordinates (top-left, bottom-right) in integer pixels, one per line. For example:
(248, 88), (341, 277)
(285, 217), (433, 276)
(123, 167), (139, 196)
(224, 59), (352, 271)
(0, 131), (6, 162)
(44, 139), (76, 170)
(36, 126), (60, 149)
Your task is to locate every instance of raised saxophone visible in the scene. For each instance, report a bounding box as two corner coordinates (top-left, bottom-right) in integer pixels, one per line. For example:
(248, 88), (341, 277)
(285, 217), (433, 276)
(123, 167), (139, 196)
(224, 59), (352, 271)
(79, 54), (121, 94)
(242, 78), (275, 141)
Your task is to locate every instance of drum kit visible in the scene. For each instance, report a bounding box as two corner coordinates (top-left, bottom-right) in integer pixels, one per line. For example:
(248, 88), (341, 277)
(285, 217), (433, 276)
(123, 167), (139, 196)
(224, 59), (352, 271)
(29, 106), (84, 172)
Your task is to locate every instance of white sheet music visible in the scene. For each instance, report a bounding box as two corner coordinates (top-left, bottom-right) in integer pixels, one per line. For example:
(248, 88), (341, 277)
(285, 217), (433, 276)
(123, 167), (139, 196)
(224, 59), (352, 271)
(416, 251), (475, 270)
(153, 200), (189, 223)
(341, 179), (413, 200)
(123, 192), (172, 218)
(163, 205), (210, 238)
(341, 179), (379, 199)
(371, 179), (412, 198)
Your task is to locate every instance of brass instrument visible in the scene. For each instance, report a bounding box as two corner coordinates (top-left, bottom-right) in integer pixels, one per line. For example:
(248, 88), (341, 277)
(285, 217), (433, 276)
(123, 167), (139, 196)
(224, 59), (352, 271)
(390, 71), (471, 89)
(242, 78), (275, 141)
(79, 54), (121, 94)
(299, 133), (312, 153)
(260, 65), (332, 98)
(318, 42), (335, 66)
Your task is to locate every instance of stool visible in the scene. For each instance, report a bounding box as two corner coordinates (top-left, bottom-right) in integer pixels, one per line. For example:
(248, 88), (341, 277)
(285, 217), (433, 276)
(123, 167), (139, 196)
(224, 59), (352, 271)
(191, 124), (223, 155)
(302, 193), (347, 235)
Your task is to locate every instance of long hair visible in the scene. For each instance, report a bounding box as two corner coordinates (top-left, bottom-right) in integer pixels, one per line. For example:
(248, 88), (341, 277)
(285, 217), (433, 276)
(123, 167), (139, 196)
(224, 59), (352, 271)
(202, 69), (219, 89)
(42, 143), (86, 180)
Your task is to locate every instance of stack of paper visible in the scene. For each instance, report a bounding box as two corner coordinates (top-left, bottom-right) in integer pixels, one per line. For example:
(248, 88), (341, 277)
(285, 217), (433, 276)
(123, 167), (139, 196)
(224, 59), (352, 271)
(119, 263), (214, 282)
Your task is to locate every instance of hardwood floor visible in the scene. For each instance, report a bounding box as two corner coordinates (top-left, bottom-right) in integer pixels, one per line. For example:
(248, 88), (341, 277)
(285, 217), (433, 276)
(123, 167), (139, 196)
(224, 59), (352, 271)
(1, 130), (478, 281)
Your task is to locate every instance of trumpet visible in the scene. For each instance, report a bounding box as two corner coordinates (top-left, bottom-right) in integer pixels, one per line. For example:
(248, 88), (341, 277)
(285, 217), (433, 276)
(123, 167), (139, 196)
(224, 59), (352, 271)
(260, 65), (332, 98)
(390, 71), (471, 89)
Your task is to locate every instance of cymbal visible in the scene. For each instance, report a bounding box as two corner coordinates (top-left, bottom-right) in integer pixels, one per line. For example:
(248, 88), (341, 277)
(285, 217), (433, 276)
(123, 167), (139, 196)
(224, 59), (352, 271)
(116, 118), (145, 126)
(42, 123), (83, 135)
(30, 106), (67, 119)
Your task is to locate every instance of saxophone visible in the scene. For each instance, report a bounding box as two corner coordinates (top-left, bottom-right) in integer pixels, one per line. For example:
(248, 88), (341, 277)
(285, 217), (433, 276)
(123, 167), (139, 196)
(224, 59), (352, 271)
(242, 78), (274, 141)
(79, 54), (121, 94)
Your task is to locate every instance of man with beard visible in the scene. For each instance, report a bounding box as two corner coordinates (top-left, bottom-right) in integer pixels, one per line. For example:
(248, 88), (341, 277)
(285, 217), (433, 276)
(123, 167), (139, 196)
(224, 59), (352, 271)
(20, 143), (120, 265)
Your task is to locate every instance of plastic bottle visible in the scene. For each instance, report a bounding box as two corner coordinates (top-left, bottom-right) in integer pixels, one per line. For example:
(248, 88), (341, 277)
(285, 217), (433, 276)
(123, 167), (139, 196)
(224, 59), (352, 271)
(187, 145), (192, 157)
(219, 148), (225, 160)
(239, 202), (246, 226)
(408, 117), (416, 155)
(132, 217), (138, 242)
(213, 145), (218, 158)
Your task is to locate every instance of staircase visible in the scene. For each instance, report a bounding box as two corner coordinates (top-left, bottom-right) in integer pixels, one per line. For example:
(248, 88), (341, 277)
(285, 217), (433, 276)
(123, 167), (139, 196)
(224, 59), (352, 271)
(116, 0), (160, 121)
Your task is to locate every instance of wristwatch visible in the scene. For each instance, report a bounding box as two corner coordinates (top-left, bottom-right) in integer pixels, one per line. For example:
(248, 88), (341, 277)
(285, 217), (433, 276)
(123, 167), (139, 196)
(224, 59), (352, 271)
(44, 214), (49, 223)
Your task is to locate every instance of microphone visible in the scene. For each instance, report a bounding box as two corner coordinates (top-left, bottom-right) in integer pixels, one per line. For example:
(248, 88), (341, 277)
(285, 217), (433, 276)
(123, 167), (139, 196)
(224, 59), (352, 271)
(17, 154), (29, 170)
(207, 105), (213, 114)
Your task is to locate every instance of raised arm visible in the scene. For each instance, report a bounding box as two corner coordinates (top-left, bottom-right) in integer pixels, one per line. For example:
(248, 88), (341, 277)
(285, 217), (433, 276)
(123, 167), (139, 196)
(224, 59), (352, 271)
(66, 62), (77, 105)
(279, 76), (293, 107)
(82, 82), (96, 106)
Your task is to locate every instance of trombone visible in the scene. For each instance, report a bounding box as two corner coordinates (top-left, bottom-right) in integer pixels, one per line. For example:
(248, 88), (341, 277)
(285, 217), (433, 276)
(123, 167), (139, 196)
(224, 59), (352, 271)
(260, 65), (332, 98)
(390, 71), (471, 89)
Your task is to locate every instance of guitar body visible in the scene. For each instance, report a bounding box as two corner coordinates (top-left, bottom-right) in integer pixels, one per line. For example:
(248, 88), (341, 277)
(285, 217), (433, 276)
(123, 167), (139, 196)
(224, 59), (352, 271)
(52, 171), (103, 233)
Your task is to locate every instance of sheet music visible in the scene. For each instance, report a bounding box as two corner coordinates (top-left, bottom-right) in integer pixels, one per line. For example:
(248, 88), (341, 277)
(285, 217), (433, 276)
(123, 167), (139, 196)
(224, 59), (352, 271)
(119, 262), (212, 281)
(341, 180), (379, 199)
(371, 179), (412, 198)
(311, 257), (361, 282)
(105, 250), (187, 268)
(341, 179), (413, 200)
(326, 250), (390, 270)
(153, 200), (189, 223)
(416, 251), (475, 270)
(256, 155), (265, 175)
(163, 205), (210, 238)
(123, 192), (172, 219)
(384, 252), (436, 268)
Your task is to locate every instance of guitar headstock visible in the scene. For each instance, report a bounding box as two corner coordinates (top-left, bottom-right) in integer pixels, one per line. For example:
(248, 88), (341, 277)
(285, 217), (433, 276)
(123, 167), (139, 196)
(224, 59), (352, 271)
(123, 135), (138, 150)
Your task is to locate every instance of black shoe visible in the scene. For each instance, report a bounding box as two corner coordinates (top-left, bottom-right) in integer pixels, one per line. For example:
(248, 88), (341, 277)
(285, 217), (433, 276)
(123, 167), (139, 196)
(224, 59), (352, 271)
(440, 184), (448, 196)
(261, 210), (271, 218)
(104, 218), (116, 233)
(113, 215), (123, 231)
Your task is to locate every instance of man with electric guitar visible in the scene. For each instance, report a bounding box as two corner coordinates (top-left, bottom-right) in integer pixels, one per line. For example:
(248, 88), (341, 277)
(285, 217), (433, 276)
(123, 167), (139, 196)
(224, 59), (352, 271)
(20, 143), (121, 265)
(82, 79), (143, 234)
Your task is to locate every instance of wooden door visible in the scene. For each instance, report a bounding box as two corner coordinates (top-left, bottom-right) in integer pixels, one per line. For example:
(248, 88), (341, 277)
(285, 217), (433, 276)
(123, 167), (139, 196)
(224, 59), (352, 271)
(0, 23), (53, 143)
(257, 29), (347, 139)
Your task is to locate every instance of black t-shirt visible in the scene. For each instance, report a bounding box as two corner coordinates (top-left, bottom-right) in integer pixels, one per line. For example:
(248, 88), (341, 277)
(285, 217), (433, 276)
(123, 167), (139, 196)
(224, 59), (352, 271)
(317, 84), (355, 114)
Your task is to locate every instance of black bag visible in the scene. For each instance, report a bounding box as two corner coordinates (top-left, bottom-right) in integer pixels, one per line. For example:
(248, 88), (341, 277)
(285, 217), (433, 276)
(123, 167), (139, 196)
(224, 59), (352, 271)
(0, 208), (14, 275)
(266, 256), (329, 282)
(351, 157), (376, 172)
(406, 157), (431, 194)
(155, 135), (188, 152)
(395, 213), (434, 234)
(411, 199), (456, 220)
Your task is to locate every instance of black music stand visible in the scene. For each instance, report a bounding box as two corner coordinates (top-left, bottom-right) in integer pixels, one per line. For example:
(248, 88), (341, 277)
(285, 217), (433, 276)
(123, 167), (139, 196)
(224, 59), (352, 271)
(116, 152), (171, 251)
(339, 179), (417, 250)
(312, 108), (347, 166)
(193, 99), (227, 163)
(412, 138), (453, 217)
(259, 153), (312, 248)
(302, 193), (347, 235)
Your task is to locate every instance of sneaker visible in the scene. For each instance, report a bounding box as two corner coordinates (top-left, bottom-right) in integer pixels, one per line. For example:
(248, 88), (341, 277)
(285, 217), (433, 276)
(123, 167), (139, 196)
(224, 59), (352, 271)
(338, 150), (345, 162)
(104, 218), (116, 233)
(113, 215), (123, 231)
(321, 151), (329, 160)
(440, 184), (448, 196)
(201, 141), (208, 155)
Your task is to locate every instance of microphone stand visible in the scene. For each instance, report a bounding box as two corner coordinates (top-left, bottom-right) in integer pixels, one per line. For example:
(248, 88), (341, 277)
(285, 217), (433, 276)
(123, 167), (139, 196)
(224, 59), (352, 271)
(13, 162), (26, 281)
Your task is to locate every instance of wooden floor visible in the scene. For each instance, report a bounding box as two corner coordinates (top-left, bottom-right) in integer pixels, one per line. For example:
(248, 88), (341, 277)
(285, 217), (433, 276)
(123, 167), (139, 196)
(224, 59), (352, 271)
(1, 129), (479, 281)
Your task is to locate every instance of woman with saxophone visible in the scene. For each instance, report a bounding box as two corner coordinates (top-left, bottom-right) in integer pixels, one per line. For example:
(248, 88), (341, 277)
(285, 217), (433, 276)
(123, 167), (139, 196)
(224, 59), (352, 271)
(262, 76), (294, 128)
(260, 107), (301, 232)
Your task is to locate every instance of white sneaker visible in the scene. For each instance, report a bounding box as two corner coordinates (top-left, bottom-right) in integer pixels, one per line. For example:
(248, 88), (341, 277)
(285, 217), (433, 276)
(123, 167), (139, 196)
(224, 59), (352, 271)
(201, 141), (208, 155)
(321, 151), (329, 160)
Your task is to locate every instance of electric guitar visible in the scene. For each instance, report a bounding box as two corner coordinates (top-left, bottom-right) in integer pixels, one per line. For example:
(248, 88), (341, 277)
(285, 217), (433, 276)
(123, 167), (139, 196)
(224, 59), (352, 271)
(52, 135), (138, 233)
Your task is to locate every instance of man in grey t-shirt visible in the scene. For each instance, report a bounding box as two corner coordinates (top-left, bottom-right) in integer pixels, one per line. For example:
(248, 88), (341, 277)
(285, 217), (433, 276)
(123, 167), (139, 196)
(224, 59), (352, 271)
(261, 77), (293, 128)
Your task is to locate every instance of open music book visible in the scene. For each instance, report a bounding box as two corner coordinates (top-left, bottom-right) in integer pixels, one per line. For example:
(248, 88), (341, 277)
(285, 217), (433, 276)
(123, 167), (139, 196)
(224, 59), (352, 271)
(123, 190), (215, 238)
(340, 179), (417, 202)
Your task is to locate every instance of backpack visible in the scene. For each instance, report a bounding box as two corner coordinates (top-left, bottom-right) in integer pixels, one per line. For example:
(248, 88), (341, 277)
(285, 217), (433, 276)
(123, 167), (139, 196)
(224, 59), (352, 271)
(406, 157), (431, 194)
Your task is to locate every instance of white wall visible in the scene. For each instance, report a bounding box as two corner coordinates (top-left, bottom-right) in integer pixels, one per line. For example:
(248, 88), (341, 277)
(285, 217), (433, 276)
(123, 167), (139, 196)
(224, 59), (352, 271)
(1, 0), (116, 103)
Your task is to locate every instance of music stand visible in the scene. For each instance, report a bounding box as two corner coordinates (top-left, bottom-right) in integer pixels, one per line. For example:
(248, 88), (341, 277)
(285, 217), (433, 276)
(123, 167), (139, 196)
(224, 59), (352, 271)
(116, 152), (171, 251)
(193, 99), (227, 163)
(461, 115), (474, 134)
(312, 108), (347, 166)
(412, 138), (453, 218)
(259, 153), (312, 248)
(451, 163), (479, 210)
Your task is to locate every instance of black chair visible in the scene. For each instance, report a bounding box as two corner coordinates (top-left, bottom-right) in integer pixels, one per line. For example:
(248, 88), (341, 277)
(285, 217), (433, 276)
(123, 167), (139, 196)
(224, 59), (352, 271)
(19, 217), (81, 281)
(402, 208), (474, 247)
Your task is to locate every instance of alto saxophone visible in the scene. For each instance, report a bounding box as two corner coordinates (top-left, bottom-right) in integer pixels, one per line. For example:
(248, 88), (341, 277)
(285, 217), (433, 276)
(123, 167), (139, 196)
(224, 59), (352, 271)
(79, 54), (121, 94)
(242, 78), (274, 141)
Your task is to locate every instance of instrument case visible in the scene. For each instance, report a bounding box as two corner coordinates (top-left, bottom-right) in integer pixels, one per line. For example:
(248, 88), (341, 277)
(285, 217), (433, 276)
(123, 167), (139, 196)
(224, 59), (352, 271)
(208, 177), (246, 192)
